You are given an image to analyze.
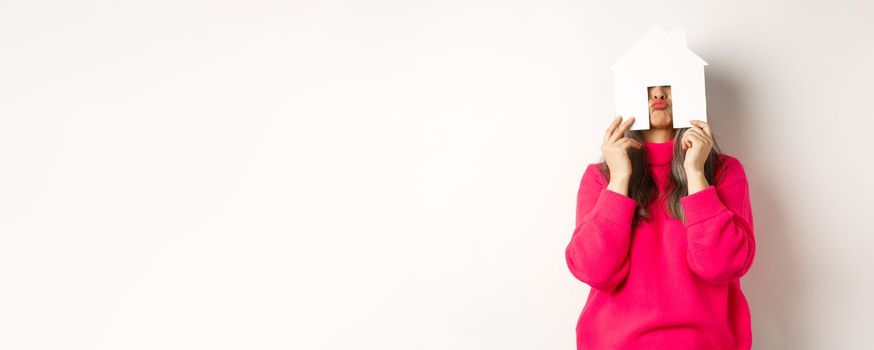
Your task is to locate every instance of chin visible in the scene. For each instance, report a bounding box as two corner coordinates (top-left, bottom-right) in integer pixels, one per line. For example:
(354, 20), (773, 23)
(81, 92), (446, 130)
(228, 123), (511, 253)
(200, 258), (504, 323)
(649, 111), (673, 128)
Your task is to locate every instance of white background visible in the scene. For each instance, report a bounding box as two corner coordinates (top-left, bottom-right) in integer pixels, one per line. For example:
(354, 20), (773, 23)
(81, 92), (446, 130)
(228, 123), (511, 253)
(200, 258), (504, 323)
(1, 1), (872, 349)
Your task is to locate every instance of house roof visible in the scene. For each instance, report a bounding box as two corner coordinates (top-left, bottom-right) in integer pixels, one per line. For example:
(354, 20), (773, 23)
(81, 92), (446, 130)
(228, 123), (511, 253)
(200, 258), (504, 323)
(611, 25), (708, 71)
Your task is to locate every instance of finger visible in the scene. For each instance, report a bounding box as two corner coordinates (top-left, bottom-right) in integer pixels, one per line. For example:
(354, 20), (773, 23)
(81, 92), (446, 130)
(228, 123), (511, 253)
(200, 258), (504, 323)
(687, 127), (710, 142)
(687, 132), (705, 147)
(604, 116), (622, 141)
(610, 116), (635, 143)
(619, 116), (636, 134)
(605, 116), (625, 143)
(681, 131), (693, 149)
(687, 127), (712, 145)
(692, 120), (713, 138)
(689, 123), (711, 142)
(685, 127), (704, 140)
(617, 116), (635, 137)
(618, 137), (642, 149)
(615, 137), (631, 147)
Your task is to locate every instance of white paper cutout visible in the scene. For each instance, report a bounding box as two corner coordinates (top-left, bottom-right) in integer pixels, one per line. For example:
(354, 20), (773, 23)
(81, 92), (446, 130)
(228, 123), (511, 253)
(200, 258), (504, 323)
(612, 25), (708, 130)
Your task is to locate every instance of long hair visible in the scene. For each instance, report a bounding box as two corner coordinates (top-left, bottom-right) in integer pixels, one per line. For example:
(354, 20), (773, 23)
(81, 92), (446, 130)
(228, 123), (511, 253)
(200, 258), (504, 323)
(598, 127), (725, 229)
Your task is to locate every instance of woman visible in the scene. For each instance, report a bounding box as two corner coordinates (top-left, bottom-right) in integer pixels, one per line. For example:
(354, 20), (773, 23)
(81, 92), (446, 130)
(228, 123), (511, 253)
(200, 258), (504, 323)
(565, 85), (755, 349)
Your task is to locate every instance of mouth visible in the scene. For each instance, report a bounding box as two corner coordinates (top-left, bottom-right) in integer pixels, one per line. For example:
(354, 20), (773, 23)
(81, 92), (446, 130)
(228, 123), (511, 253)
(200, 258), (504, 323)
(650, 100), (668, 110)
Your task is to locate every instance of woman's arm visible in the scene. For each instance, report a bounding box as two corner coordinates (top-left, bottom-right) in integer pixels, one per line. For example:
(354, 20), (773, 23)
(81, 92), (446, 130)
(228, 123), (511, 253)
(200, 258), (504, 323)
(565, 163), (638, 293)
(681, 156), (756, 285)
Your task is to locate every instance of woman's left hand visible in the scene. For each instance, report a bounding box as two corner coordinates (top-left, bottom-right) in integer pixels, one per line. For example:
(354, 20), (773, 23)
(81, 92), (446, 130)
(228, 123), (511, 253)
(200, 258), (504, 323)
(681, 120), (713, 173)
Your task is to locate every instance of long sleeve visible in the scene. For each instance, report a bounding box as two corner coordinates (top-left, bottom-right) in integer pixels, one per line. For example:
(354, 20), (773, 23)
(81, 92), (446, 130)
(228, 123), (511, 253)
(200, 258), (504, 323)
(680, 156), (756, 285)
(565, 163), (638, 293)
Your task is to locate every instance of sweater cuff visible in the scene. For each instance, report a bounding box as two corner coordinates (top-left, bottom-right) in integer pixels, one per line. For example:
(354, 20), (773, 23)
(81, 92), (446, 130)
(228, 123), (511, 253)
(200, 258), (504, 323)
(590, 188), (638, 224)
(680, 185), (728, 226)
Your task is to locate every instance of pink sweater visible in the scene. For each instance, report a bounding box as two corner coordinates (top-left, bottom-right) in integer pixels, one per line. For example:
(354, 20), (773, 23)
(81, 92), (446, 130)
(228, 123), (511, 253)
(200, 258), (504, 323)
(565, 139), (755, 349)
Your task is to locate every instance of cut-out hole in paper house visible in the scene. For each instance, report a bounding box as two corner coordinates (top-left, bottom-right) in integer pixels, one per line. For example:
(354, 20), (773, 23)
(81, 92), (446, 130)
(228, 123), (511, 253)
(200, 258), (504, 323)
(612, 26), (708, 130)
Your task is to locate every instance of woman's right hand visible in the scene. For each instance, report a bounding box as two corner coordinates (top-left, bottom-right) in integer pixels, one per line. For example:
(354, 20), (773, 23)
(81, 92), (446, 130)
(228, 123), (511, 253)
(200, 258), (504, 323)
(602, 116), (642, 195)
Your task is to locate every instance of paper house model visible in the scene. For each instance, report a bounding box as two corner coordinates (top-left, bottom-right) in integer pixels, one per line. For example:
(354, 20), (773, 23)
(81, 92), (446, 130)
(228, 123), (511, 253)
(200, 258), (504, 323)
(612, 26), (708, 130)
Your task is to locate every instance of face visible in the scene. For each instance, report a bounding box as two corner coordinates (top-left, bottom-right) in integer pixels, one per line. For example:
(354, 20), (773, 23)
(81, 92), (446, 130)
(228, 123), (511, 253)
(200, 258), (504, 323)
(647, 85), (673, 128)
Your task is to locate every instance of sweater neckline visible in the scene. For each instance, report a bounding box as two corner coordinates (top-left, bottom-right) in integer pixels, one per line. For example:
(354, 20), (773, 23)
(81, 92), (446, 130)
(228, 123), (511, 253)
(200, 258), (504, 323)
(643, 139), (674, 166)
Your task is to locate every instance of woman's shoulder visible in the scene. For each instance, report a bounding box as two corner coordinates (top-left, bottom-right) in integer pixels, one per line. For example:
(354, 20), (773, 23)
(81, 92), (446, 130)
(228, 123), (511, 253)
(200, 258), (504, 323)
(581, 161), (608, 187)
(717, 153), (745, 169)
(715, 153), (748, 182)
(585, 161), (605, 171)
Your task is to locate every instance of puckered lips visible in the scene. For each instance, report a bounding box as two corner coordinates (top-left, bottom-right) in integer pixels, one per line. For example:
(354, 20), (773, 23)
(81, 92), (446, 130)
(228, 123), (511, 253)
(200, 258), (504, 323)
(650, 99), (668, 110)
